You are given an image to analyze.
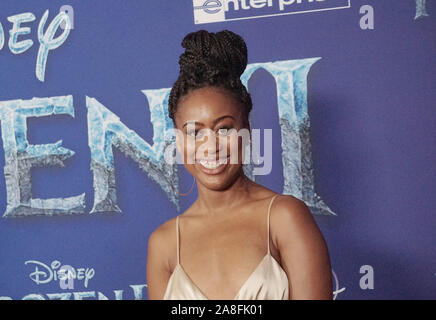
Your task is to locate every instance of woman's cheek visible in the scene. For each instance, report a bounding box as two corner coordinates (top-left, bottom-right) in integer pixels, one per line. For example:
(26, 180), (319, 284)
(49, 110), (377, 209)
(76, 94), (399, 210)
(183, 137), (197, 164)
(228, 135), (242, 165)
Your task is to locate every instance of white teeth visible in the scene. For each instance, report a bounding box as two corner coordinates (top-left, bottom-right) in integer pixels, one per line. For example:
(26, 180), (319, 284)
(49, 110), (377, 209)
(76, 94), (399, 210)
(198, 158), (227, 169)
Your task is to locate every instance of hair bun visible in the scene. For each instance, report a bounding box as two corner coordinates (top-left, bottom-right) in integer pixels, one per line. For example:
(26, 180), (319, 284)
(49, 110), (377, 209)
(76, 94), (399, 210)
(178, 29), (248, 79)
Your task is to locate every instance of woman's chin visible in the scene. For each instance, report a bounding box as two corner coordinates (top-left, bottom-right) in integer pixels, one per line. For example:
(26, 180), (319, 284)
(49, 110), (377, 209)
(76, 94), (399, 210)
(197, 175), (230, 191)
(195, 167), (241, 191)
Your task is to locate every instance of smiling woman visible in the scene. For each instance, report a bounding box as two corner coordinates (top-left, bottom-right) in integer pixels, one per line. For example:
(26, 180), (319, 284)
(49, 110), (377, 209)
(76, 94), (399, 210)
(146, 29), (333, 300)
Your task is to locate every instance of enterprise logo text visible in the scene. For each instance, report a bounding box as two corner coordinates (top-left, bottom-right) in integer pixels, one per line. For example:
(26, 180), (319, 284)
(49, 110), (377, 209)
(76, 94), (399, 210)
(193, 0), (351, 24)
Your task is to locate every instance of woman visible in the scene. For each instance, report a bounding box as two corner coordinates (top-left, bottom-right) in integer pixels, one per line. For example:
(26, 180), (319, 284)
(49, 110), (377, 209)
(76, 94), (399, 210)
(146, 29), (332, 300)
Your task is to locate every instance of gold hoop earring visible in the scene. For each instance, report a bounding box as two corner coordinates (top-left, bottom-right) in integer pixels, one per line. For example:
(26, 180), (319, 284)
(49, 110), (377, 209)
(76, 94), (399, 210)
(179, 176), (196, 196)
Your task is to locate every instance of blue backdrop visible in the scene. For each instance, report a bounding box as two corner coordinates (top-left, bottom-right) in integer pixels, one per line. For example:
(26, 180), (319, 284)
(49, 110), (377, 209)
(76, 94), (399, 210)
(0, 0), (434, 299)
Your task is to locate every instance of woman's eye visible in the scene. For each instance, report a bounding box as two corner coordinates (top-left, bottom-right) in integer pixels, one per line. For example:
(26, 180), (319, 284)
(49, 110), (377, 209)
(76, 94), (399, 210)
(217, 127), (232, 135)
(187, 130), (205, 139)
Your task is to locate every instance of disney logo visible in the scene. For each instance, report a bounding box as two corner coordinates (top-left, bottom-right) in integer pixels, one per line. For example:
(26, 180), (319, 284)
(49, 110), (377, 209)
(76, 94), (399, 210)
(24, 260), (95, 288)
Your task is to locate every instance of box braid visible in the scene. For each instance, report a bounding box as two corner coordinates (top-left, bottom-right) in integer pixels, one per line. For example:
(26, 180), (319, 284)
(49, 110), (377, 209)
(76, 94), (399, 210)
(168, 29), (253, 127)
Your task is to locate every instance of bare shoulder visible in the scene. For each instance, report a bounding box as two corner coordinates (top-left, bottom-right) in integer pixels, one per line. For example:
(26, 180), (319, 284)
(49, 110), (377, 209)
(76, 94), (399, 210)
(146, 215), (181, 299)
(271, 194), (314, 222)
(269, 194), (332, 299)
(147, 216), (178, 271)
(270, 194), (324, 247)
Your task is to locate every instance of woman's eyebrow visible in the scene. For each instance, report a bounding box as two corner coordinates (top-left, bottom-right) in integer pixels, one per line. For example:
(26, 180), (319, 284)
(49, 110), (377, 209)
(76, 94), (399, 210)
(182, 120), (200, 129)
(182, 115), (235, 129)
(213, 115), (235, 124)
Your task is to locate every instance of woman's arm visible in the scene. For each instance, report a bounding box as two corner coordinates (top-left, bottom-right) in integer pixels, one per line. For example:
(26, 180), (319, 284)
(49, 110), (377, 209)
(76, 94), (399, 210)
(272, 195), (333, 300)
(146, 225), (172, 300)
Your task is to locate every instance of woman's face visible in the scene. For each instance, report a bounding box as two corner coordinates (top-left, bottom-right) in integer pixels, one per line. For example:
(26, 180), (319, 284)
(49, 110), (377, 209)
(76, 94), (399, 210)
(174, 86), (249, 191)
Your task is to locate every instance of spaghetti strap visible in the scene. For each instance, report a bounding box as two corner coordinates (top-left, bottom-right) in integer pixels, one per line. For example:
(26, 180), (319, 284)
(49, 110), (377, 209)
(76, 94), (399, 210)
(176, 215), (180, 265)
(267, 194), (280, 255)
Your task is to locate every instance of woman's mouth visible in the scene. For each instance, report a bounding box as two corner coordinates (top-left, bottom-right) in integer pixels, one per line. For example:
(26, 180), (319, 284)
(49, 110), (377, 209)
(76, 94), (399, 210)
(196, 156), (229, 175)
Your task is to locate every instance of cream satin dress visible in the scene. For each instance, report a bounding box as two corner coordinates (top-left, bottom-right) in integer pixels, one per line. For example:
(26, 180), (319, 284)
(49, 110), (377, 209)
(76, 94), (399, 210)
(163, 194), (289, 300)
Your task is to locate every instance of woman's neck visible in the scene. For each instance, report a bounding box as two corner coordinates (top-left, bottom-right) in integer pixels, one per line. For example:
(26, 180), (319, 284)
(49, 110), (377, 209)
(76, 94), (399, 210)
(195, 173), (255, 217)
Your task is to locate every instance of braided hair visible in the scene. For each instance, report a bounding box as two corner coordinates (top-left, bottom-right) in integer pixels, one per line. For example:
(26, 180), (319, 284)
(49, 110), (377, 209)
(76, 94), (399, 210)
(168, 29), (252, 127)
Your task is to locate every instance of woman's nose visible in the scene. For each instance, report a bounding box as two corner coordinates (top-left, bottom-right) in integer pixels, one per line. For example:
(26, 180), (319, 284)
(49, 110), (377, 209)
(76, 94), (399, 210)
(200, 129), (225, 157)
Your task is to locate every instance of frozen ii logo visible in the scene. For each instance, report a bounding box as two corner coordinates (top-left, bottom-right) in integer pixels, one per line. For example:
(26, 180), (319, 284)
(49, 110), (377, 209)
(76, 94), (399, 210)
(0, 59), (337, 217)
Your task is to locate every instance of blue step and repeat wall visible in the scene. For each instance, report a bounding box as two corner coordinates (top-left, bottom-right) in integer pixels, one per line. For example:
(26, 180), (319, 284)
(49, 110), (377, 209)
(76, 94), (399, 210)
(0, 0), (434, 300)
